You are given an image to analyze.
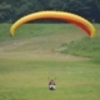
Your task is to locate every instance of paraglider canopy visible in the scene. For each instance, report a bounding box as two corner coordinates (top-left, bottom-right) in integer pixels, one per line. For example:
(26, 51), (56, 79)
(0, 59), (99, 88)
(10, 11), (95, 38)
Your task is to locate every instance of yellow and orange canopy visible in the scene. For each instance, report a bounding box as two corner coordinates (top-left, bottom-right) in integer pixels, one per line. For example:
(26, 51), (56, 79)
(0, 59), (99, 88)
(10, 11), (95, 38)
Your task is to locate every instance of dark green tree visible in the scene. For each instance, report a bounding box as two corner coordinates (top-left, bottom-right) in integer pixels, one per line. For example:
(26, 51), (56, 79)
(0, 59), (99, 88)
(0, 0), (100, 23)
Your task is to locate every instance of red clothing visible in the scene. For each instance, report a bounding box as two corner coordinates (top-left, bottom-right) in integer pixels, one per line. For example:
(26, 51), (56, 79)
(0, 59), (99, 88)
(49, 79), (56, 85)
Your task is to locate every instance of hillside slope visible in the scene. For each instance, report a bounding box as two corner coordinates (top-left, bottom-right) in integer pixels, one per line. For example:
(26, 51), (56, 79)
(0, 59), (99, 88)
(0, 23), (99, 61)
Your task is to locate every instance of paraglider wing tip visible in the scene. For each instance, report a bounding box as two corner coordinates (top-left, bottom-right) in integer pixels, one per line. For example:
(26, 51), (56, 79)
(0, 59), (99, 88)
(90, 29), (96, 38)
(10, 31), (14, 36)
(10, 33), (14, 37)
(90, 34), (95, 38)
(10, 28), (15, 36)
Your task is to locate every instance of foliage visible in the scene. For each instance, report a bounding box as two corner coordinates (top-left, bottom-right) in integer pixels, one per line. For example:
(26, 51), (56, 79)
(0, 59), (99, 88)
(0, 0), (100, 23)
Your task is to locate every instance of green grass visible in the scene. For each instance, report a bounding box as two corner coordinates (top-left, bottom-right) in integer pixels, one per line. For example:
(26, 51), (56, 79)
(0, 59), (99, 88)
(0, 59), (100, 100)
(0, 23), (100, 100)
(60, 36), (100, 63)
(57, 24), (100, 63)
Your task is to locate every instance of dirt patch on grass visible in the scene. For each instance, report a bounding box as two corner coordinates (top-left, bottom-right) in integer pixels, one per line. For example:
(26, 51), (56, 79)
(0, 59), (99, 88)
(0, 51), (89, 61)
(0, 32), (89, 61)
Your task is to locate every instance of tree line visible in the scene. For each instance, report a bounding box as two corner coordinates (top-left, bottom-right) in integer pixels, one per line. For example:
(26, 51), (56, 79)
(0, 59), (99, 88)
(0, 0), (100, 23)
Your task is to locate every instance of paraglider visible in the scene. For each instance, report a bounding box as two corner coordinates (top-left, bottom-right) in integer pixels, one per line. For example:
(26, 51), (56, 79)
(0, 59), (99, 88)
(10, 11), (95, 38)
(48, 79), (56, 90)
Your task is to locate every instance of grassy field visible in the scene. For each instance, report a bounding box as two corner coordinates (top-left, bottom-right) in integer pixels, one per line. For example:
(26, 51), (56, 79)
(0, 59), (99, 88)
(0, 23), (100, 100)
